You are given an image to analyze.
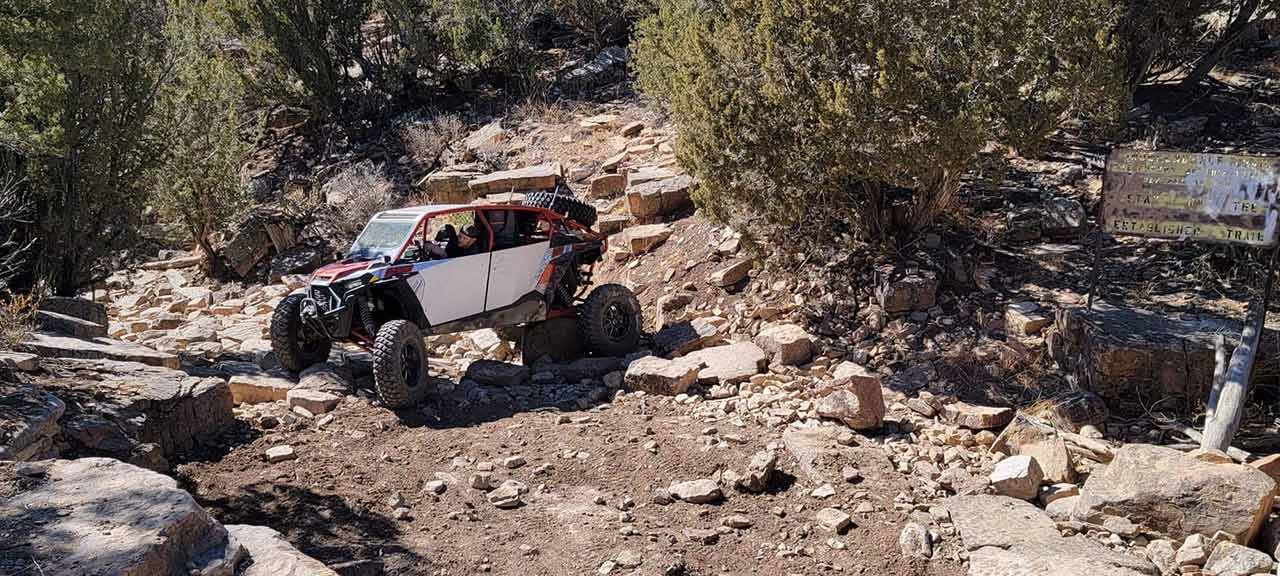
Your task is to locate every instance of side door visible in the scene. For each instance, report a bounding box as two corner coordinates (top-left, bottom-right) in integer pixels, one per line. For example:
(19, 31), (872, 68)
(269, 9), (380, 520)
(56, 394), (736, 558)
(406, 210), (492, 325)
(484, 209), (552, 312)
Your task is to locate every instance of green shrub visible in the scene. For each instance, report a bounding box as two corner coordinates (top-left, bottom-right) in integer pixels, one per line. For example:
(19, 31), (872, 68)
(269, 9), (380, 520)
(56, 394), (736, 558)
(230, 0), (374, 118)
(149, 0), (254, 273)
(0, 0), (172, 296)
(634, 0), (1125, 249)
(548, 0), (655, 49)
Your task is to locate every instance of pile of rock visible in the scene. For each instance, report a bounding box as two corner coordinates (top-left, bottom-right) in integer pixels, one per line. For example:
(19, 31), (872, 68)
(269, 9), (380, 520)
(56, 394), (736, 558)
(101, 268), (287, 362)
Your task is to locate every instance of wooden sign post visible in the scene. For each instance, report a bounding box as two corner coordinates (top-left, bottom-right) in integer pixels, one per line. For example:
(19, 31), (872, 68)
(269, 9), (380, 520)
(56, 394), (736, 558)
(1093, 149), (1280, 454)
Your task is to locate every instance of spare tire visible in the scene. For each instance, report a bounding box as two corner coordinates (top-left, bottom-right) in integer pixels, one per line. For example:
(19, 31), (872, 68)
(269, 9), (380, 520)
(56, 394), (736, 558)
(524, 190), (598, 228)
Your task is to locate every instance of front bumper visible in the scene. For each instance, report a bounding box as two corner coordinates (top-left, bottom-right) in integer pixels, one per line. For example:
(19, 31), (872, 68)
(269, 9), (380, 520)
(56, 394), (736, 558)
(301, 284), (354, 339)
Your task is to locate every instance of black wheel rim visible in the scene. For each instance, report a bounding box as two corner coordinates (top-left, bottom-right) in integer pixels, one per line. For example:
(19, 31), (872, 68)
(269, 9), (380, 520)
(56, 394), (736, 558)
(603, 301), (633, 342)
(401, 343), (422, 388)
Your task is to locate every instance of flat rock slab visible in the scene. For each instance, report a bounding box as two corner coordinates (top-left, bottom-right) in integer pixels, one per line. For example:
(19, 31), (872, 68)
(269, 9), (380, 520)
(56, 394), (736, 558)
(465, 360), (530, 387)
(229, 371), (297, 404)
(468, 163), (561, 194)
(1072, 443), (1276, 543)
(41, 296), (108, 325)
(685, 341), (767, 386)
(654, 318), (721, 358)
(226, 525), (337, 576)
(37, 358), (235, 466)
(0, 351), (39, 371)
(1053, 302), (1278, 415)
(946, 495), (1156, 576)
(36, 309), (107, 338)
(0, 458), (244, 576)
(0, 380), (65, 461)
(22, 331), (180, 369)
(781, 427), (892, 486)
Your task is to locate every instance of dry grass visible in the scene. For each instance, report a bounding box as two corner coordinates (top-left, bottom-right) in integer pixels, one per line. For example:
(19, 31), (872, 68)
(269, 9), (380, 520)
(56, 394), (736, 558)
(400, 113), (465, 167)
(510, 98), (584, 126)
(0, 293), (38, 351)
(319, 162), (400, 241)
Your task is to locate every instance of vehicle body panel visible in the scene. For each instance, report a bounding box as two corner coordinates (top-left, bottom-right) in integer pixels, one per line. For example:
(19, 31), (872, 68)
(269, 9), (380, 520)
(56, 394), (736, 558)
(486, 241), (552, 312)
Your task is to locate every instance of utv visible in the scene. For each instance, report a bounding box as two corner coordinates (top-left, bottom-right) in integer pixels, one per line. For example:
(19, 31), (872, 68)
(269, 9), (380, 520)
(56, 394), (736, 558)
(269, 194), (641, 407)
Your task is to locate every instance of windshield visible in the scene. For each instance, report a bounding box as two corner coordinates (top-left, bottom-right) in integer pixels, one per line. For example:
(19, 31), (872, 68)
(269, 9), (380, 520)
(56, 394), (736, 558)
(349, 218), (416, 260)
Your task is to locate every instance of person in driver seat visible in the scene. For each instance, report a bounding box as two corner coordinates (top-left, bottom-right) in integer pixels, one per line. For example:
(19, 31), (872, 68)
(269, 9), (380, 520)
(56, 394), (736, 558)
(448, 225), (483, 258)
(424, 224), (483, 260)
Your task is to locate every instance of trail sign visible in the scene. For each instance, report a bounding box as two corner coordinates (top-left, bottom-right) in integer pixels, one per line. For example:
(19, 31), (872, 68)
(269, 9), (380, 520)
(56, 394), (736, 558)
(1092, 149), (1280, 456)
(1101, 149), (1280, 247)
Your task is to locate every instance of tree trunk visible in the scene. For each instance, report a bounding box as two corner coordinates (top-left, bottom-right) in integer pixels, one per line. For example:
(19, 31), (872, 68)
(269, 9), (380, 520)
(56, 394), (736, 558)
(1179, 0), (1262, 89)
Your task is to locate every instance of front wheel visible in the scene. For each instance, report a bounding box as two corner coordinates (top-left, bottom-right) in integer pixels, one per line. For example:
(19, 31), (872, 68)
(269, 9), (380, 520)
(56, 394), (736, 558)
(270, 293), (332, 372)
(372, 320), (428, 408)
(578, 284), (641, 357)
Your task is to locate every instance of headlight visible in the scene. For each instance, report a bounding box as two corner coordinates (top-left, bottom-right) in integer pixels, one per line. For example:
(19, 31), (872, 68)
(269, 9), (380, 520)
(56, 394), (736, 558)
(338, 274), (376, 293)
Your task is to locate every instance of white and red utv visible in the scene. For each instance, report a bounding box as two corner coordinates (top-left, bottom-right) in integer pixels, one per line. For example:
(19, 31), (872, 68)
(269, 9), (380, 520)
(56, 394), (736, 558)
(269, 193), (641, 407)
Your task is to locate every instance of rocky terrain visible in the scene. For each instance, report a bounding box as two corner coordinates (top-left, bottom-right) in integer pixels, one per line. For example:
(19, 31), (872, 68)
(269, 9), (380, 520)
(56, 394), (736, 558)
(6, 66), (1280, 576)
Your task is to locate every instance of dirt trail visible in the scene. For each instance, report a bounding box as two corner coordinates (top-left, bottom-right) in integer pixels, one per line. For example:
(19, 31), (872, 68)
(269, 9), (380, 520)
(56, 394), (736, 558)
(178, 388), (965, 576)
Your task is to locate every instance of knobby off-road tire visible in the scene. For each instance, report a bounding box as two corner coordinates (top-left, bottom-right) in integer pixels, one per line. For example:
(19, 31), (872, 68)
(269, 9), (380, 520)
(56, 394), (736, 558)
(523, 191), (598, 228)
(372, 320), (427, 408)
(270, 293), (332, 372)
(578, 284), (641, 357)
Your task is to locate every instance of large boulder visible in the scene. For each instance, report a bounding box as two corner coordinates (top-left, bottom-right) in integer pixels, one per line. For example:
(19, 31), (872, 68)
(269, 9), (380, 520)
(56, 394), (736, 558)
(420, 168), (484, 203)
(269, 244), (326, 283)
(36, 358), (235, 467)
(942, 401), (1014, 430)
(668, 479), (722, 504)
(991, 415), (1077, 483)
(226, 525), (337, 576)
(946, 495), (1157, 576)
(989, 455), (1044, 500)
(626, 175), (694, 220)
(1052, 302), (1277, 415)
(624, 355), (703, 396)
(877, 268), (938, 314)
(0, 458), (245, 575)
(617, 223), (673, 255)
(708, 259), (752, 288)
(1203, 542), (1274, 576)
(0, 380), (64, 461)
(1071, 444), (1276, 542)
(42, 296), (109, 325)
(735, 450), (777, 493)
(37, 309), (107, 338)
(229, 372), (297, 405)
(815, 365), (885, 431)
(753, 323), (814, 366)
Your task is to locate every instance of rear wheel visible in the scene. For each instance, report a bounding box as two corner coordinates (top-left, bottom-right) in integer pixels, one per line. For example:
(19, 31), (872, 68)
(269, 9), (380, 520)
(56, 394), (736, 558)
(372, 320), (427, 408)
(270, 293), (332, 372)
(523, 190), (598, 228)
(578, 284), (641, 357)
